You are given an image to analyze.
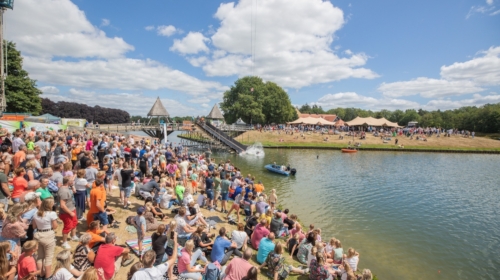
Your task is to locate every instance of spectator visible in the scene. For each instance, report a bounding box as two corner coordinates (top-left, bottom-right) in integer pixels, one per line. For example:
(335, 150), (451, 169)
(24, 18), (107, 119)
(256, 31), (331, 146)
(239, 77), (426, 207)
(94, 233), (133, 280)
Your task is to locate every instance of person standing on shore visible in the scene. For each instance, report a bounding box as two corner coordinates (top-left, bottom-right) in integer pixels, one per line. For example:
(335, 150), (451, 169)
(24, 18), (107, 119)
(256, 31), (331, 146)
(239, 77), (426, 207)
(120, 162), (135, 210)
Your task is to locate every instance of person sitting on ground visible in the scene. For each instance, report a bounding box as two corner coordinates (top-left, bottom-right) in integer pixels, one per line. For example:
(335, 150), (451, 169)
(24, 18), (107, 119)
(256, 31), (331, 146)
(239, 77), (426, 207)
(255, 196), (268, 216)
(362, 269), (373, 280)
(287, 232), (300, 256)
(220, 248), (254, 280)
(256, 232), (275, 264)
(51, 249), (83, 280)
(211, 227), (239, 265)
(309, 251), (337, 280)
(270, 211), (286, 237)
(86, 221), (107, 250)
(258, 242), (308, 278)
(191, 226), (214, 253)
(251, 219), (270, 250)
(139, 175), (161, 200)
(130, 237), (178, 280)
(333, 239), (344, 265)
(344, 247), (360, 272)
(94, 232), (133, 280)
(230, 222), (248, 253)
(72, 233), (95, 274)
(177, 240), (209, 280)
(297, 232), (317, 264)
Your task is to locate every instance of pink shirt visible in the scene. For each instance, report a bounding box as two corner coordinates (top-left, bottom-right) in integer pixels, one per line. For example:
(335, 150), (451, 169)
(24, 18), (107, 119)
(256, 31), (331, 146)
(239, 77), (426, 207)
(224, 257), (253, 280)
(86, 140), (93, 151)
(251, 224), (270, 249)
(177, 248), (190, 273)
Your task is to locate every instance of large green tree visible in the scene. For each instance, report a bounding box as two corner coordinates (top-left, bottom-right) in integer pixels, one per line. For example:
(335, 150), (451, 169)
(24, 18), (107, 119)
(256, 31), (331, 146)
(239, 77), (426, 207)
(220, 76), (296, 124)
(4, 41), (42, 114)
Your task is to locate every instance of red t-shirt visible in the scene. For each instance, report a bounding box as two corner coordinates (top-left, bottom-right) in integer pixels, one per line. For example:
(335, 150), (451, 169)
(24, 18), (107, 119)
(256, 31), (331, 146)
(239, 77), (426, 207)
(12, 176), (28, 198)
(251, 224), (270, 249)
(17, 253), (37, 279)
(94, 244), (124, 280)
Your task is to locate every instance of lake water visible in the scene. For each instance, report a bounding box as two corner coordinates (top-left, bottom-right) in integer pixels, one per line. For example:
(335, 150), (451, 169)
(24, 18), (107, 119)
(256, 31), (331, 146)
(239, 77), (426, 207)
(209, 148), (500, 280)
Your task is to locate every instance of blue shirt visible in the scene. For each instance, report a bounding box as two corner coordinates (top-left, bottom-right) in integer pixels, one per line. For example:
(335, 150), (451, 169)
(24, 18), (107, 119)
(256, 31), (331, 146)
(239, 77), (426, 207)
(232, 186), (242, 199)
(211, 236), (231, 263)
(205, 177), (214, 190)
(256, 238), (275, 264)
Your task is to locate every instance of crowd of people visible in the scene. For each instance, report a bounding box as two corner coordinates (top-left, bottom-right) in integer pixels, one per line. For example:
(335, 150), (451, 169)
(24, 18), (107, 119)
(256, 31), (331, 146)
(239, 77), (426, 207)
(0, 127), (373, 280)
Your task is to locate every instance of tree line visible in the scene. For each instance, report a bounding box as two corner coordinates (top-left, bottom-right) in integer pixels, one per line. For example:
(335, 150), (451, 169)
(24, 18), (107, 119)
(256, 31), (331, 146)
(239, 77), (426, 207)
(41, 98), (130, 124)
(299, 103), (500, 133)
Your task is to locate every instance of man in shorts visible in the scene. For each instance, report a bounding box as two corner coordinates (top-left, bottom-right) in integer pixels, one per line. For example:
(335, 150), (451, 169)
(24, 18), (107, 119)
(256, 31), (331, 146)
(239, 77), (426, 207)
(120, 162), (135, 209)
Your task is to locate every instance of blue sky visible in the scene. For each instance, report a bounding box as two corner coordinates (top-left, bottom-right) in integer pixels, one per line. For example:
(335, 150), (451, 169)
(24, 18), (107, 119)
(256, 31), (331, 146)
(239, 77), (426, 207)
(5, 0), (500, 116)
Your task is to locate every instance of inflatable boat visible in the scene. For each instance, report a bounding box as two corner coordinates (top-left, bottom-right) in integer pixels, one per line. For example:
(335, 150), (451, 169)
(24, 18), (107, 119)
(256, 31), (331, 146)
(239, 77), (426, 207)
(341, 148), (358, 153)
(265, 164), (296, 176)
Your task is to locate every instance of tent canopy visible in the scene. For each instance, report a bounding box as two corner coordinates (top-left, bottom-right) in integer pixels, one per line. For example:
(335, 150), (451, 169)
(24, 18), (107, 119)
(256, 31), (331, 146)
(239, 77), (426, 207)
(288, 116), (336, 126)
(346, 117), (400, 127)
(39, 113), (61, 122)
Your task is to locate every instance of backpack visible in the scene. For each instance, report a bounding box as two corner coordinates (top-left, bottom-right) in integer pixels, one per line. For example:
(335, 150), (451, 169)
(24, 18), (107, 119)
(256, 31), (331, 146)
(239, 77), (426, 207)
(47, 180), (59, 192)
(203, 263), (220, 280)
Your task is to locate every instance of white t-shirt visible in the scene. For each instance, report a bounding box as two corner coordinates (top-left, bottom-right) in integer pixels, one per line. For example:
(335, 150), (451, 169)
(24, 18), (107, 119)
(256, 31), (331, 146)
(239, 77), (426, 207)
(174, 215), (188, 235)
(160, 193), (172, 209)
(346, 255), (359, 272)
(196, 194), (205, 207)
(51, 267), (74, 280)
(179, 161), (189, 175)
(74, 178), (88, 192)
(33, 211), (58, 230)
(131, 263), (169, 280)
(231, 230), (248, 249)
(114, 168), (123, 186)
(183, 194), (194, 206)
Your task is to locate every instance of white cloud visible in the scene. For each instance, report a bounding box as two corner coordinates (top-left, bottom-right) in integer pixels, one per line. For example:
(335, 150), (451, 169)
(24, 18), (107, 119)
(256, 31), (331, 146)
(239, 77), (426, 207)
(157, 25), (177, 37)
(378, 46), (500, 99)
(466, 5), (496, 18)
(101, 19), (110, 27)
(316, 92), (420, 111)
(39, 86), (60, 94)
(378, 78), (484, 98)
(182, 0), (377, 88)
(201, 104), (209, 108)
(424, 93), (500, 110)
(5, 0), (227, 102)
(5, 0), (133, 59)
(170, 32), (210, 54)
(487, 0), (494, 5)
(491, 9), (500, 15)
(46, 89), (199, 116)
(440, 46), (500, 86)
(25, 57), (227, 94)
(145, 25), (155, 31)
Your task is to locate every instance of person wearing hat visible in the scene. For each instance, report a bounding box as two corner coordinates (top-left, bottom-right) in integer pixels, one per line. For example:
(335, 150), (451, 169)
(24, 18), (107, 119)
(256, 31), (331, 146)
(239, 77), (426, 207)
(133, 206), (147, 257)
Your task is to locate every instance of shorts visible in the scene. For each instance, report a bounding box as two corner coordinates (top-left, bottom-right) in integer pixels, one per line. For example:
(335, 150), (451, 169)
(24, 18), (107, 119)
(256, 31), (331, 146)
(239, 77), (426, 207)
(60, 210), (78, 234)
(139, 190), (153, 200)
(120, 186), (132, 198)
(93, 211), (109, 226)
(221, 192), (229, 201)
(206, 189), (214, 200)
(137, 231), (144, 241)
(168, 173), (175, 178)
(214, 191), (221, 201)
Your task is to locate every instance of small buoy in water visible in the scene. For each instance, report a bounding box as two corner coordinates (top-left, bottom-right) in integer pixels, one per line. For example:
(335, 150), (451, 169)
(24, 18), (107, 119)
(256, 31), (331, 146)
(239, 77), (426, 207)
(316, 155), (319, 159)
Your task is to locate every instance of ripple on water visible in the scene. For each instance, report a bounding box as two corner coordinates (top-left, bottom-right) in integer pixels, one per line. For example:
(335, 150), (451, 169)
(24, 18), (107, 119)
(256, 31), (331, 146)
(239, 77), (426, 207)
(228, 150), (500, 279)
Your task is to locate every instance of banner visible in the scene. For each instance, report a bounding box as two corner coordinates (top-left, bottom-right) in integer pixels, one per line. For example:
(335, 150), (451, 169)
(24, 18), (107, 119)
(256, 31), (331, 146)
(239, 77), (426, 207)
(0, 120), (67, 133)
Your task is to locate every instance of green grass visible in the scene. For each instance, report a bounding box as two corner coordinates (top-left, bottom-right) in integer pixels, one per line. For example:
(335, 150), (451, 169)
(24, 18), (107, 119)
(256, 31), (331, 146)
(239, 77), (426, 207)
(240, 140), (500, 152)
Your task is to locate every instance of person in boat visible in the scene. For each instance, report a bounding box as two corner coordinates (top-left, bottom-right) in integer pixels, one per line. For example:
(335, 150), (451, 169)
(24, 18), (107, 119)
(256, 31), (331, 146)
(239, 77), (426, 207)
(286, 164), (291, 172)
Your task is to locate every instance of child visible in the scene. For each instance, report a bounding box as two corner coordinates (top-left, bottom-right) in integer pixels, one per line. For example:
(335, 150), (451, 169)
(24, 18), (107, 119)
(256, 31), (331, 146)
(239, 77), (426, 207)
(268, 189), (278, 211)
(196, 190), (206, 208)
(0, 241), (16, 280)
(313, 228), (322, 243)
(17, 240), (40, 280)
(287, 232), (300, 256)
(308, 224), (315, 234)
(133, 206), (147, 257)
(190, 170), (198, 194)
(325, 238), (337, 259)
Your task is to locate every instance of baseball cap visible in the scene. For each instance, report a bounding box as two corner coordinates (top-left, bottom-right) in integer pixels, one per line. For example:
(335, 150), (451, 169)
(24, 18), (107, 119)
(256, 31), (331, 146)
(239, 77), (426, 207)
(137, 206), (146, 215)
(25, 192), (41, 201)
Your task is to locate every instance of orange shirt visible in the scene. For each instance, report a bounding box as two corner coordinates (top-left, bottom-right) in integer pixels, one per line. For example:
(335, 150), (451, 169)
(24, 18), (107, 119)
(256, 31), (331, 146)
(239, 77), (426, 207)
(89, 183), (106, 214)
(12, 176), (28, 198)
(71, 146), (81, 161)
(13, 151), (26, 169)
(87, 229), (104, 248)
(254, 184), (265, 193)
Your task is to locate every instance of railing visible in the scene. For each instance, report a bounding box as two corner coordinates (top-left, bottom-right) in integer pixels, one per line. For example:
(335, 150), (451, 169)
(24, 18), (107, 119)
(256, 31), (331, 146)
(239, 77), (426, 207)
(87, 123), (181, 131)
(196, 122), (247, 153)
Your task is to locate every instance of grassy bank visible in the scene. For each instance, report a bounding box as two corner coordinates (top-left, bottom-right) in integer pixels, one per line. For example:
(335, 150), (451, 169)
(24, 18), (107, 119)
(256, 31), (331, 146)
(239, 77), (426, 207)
(235, 131), (500, 152)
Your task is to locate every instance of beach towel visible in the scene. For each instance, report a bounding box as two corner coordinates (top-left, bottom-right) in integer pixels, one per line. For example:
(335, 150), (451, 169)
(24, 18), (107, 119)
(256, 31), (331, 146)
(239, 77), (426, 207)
(126, 236), (152, 256)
